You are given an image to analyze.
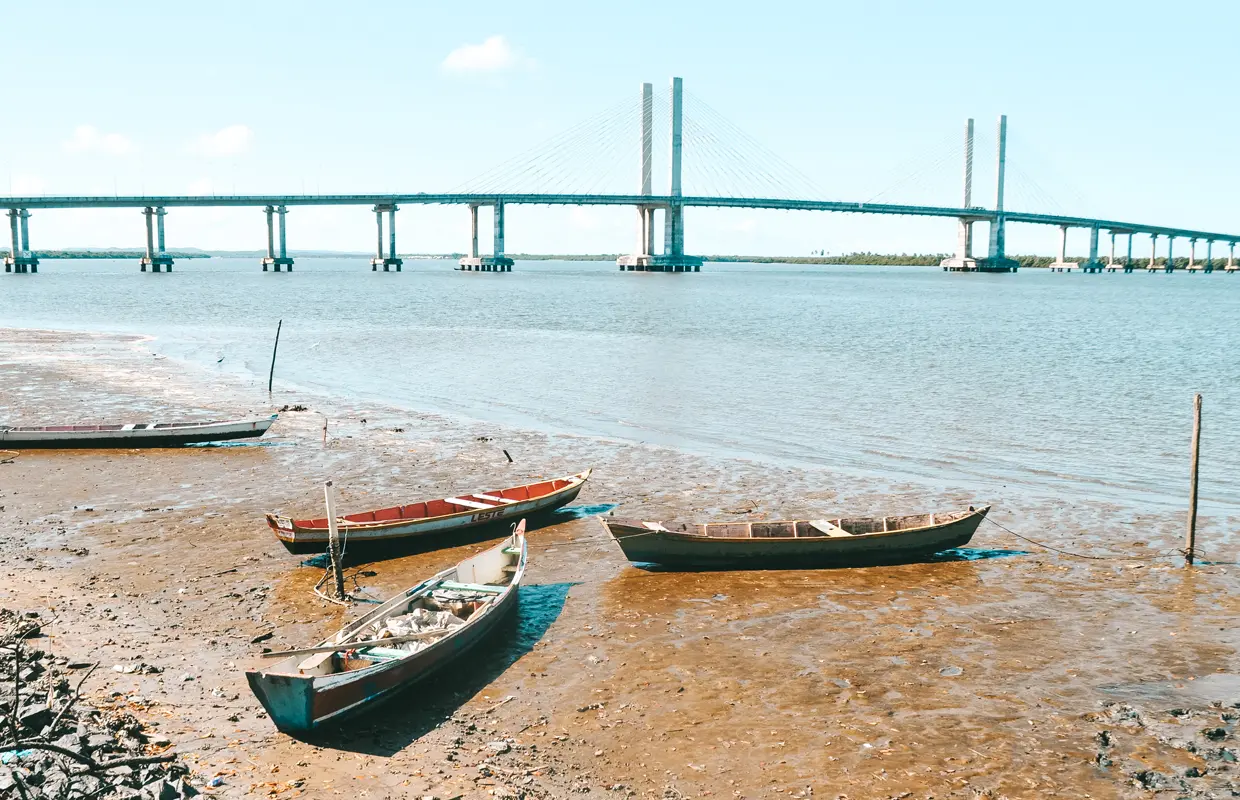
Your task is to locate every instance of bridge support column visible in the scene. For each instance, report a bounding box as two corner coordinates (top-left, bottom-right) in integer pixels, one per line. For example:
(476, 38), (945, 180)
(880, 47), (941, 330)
(1186, 239), (1199, 272)
(1104, 231), (1118, 271)
(1125, 233), (1134, 272)
(262, 206), (294, 271)
(619, 81), (655, 271)
(941, 118), (978, 271)
(458, 201), (513, 272)
(980, 114), (1018, 272)
(1227, 242), (1237, 272)
(370, 206), (401, 271)
(648, 77), (702, 273)
(1082, 226), (1103, 272)
(140, 207), (174, 273)
(1147, 234), (1159, 272)
(1166, 237), (1175, 273)
(5, 208), (38, 273)
(1048, 225), (1078, 272)
(1205, 240), (1213, 273)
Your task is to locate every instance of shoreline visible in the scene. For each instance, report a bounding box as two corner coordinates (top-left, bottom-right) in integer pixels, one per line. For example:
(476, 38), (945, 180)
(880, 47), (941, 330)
(3, 326), (1240, 798)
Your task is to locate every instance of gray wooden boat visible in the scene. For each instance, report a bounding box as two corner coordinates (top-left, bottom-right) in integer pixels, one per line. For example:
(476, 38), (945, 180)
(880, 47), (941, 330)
(600, 506), (990, 569)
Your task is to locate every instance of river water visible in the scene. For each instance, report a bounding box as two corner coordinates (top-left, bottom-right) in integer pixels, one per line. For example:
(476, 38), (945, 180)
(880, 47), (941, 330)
(3, 257), (1238, 518)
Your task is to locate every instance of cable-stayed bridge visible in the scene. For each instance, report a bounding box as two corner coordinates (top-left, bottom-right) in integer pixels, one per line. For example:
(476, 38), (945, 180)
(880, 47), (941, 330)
(4, 78), (1239, 275)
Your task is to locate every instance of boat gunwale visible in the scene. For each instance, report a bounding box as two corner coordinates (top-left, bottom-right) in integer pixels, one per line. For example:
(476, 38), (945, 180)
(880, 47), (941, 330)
(604, 505), (990, 544)
(0, 414), (277, 436)
(267, 469), (590, 536)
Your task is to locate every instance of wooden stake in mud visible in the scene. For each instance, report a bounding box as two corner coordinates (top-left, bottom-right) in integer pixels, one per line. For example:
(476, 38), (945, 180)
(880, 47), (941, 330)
(324, 480), (347, 599)
(1186, 393), (1202, 566)
(267, 319), (282, 394)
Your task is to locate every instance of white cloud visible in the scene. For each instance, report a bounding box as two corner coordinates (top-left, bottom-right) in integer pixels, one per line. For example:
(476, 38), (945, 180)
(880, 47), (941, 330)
(189, 125), (254, 157)
(64, 125), (135, 155)
(441, 35), (530, 73)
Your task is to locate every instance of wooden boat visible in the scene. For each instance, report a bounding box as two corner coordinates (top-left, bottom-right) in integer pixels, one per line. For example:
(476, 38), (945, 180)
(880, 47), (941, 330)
(600, 506), (990, 569)
(0, 414), (278, 449)
(267, 469), (591, 553)
(247, 523), (527, 733)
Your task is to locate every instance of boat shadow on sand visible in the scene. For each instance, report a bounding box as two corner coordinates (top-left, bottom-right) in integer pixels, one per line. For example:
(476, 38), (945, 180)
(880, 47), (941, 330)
(299, 504), (618, 567)
(292, 582), (575, 754)
(630, 546), (1030, 572)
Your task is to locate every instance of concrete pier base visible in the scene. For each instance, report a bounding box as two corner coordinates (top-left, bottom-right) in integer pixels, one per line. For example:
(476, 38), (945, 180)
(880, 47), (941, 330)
(458, 256), (513, 272)
(4, 255), (38, 273)
(939, 257), (978, 271)
(371, 257), (403, 272)
(950, 257), (1018, 273)
(643, 254), (704, 272)
(1048, 261), (1079, 272)
(139, 255), (175, 273)
(262, 257), (295, 272)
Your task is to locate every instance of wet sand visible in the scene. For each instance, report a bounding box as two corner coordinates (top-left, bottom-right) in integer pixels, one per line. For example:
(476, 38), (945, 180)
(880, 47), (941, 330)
(2, 327), (1239, 799)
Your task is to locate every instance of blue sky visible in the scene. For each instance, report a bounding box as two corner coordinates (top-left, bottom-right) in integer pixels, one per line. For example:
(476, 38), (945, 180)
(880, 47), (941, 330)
(3, 1), (1237, 257)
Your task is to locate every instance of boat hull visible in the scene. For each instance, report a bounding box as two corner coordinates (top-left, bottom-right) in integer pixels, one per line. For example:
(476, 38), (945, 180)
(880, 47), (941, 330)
(0, 416), (276, 449)
(246, 584), (519, 732)
(247, 531), (527, 733)
(271, 475), (587, 554)
(603, 507), (989, 570)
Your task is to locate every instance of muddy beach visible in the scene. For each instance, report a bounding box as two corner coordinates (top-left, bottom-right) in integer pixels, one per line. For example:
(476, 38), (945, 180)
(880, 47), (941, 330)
(2, 326), (1240, 799)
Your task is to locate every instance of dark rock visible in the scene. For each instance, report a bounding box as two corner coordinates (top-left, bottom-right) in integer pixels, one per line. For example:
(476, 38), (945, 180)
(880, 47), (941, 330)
(17, 702), (51, 731)
(1203, 727), (1228, 741)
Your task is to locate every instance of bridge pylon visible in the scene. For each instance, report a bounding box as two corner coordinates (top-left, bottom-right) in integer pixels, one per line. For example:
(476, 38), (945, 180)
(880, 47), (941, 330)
(978, 115), (1019, 272)
(371, 205), (403, 271)
(619, 77), (703, 273)
(458, 201), (513, 272)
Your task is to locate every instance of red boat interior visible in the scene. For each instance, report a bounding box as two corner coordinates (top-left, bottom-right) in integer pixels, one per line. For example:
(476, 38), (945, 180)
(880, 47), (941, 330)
(296, 476), (577, 528)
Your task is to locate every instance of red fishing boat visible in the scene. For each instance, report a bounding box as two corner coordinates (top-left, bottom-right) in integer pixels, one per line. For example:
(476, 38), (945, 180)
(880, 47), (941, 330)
(266, 469), (591, 552)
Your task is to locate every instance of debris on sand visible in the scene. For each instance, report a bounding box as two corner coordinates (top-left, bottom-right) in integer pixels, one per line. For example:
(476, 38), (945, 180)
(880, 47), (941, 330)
(0, 610), (195, 799)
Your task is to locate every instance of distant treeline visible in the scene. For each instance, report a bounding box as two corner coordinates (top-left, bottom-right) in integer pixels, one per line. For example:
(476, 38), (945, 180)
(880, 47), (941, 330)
(26, 250), (209, 259)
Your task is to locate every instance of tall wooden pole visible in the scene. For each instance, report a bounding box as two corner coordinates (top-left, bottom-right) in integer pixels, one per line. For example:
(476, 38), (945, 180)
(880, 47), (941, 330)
(267, 319), (282, 394)
(324, 480), (346, 599)
(1186, 393), (1202, 566)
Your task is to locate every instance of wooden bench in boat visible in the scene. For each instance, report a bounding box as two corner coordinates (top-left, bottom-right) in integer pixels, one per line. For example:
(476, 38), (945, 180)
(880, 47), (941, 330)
(438, 580), (505, 594)
(445, 497), (497, 510)
(473, 493), (516, 504)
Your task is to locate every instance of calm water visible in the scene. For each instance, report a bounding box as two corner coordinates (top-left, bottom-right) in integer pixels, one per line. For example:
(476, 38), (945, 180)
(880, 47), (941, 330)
(3, 257), (1239, 514)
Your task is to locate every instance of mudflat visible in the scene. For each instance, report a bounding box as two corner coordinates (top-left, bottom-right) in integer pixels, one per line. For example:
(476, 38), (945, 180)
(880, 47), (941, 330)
(2, 326), (1239, 799)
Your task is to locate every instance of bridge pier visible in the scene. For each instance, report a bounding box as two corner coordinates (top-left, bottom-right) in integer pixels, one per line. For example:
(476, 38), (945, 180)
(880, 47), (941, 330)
(5, 209), (38, 273)
(1081, 226), (1103, 272)
(620, 82), (656, 271)
(458, 201), (513, 272)
(1146, 234), (1160, 272)
(140, 207), (174, 272)
(371, 205), (402, 271)
(647, 77), (702, 273)
(1205, 240), (1214, 273)
(1048, 225), (1078, 272)
(941, 119), (978, 270)
(1104, 231), (1117, 271)
(1186, 238), (1202, 272)
(262, 206), (294, 271)
(1228, 242), (1237, 273)
(979, 115), (1019, 272)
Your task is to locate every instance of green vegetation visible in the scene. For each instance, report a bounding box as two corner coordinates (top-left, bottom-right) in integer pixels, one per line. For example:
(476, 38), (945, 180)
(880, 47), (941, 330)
(30, 250), (209, 259)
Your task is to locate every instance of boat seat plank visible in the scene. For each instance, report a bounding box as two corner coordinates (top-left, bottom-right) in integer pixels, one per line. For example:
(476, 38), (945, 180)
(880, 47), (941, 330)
(809, 519), (853, 537)
(502, 547), (521, 555)
(445, 497), (496, 510)
(473, 493), (515, 504)
(122, 424), (137, 431)
(439, 581), (505, 594)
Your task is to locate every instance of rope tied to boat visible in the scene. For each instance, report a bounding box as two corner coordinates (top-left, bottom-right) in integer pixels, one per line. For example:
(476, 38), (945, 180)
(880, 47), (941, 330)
(984, 517), (1189, 562)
